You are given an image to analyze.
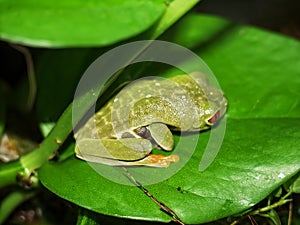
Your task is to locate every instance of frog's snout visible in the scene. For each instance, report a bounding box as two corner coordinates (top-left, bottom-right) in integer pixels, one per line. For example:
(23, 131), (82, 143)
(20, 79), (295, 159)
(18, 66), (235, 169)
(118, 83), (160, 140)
(206, 95), (228, 126)
(207, 111), (220, 124)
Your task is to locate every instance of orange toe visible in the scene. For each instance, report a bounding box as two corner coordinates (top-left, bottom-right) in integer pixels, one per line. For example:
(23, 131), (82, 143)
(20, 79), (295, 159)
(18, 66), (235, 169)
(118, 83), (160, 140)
(148, 154), (180, 164)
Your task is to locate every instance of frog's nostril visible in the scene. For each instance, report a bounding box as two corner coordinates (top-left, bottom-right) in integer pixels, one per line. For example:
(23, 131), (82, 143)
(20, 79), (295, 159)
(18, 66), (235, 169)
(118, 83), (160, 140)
(208, 111), (220, 124)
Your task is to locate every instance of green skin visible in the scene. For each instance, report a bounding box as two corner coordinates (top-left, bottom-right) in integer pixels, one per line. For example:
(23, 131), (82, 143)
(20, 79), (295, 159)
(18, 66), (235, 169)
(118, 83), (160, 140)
(75, 72), (227, 167)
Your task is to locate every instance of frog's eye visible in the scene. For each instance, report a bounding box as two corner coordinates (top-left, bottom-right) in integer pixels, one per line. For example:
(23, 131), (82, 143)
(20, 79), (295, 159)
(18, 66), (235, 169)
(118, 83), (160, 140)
(207, 111), (220, 124)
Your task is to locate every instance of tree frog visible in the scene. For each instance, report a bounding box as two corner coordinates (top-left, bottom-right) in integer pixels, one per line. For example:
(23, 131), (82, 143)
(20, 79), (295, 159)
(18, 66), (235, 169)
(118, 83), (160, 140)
(74, 72), (227, 167)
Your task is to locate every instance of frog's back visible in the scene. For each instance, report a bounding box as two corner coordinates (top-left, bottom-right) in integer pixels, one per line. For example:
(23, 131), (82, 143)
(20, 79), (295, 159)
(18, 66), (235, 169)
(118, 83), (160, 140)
(110, 75), (206, 132)
(76, 73), (221, 139)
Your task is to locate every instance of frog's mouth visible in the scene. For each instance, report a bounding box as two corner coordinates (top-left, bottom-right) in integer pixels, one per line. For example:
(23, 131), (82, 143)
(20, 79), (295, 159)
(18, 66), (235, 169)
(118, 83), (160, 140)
(205, 110), (220, 126)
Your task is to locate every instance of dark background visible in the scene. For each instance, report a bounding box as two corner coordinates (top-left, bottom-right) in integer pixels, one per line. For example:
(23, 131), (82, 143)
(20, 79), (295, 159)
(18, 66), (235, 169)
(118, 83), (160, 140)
(197, 0), (300, 39)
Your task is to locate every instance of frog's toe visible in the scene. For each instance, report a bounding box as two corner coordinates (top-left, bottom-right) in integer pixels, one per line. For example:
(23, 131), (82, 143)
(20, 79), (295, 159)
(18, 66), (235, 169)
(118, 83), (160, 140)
(144, 154), (179, 167)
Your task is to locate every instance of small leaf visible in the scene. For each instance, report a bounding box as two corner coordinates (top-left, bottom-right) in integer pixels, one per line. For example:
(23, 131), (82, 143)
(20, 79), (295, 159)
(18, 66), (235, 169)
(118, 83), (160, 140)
(260, 209), (282, 225)
(76, 208), (98, 225)
(290, 175), (300, 194)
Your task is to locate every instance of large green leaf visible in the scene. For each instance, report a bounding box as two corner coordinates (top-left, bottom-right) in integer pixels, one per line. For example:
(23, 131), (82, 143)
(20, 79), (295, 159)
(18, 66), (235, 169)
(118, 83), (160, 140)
(39, 14), (300, 224)
(163, 13), (300, 118)
(0, 0), (165, 47)
(34, 48), (100, 136)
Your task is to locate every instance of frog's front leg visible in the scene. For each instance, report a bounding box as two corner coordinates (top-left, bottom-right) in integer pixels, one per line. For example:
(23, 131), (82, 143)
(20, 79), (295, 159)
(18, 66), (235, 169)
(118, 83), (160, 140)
(136, 123), (174, 151)
(75, 136), (178, 167)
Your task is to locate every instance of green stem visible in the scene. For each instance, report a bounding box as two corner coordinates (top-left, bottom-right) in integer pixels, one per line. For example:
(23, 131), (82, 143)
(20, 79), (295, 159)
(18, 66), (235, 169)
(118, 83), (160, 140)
(251, 198), (292, 215)
(0, 160), (23, 188)
(0, 103), (73, 188)
(147, 0), (200, 39)
(20, 102), (73, 171)
(10, 44), (36, 112)
(0, 190), (35, 225)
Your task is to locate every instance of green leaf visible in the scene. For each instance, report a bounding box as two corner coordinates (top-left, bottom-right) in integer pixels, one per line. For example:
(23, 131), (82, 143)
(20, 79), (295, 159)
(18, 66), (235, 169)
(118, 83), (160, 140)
(39, 119), (300, 224)
(0, 0), (165, 47)
(261, 209), (282, 225)
(290, 175), (300, 193)
(166, 14), (300, 118)
(39, 14), (300, 224)
(34, 48), (99, 136)
(76, 208), (145, 225)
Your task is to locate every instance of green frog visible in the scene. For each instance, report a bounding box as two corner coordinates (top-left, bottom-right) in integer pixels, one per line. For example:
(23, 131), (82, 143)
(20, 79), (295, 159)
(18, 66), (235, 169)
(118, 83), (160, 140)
(74, 72), (227, 167)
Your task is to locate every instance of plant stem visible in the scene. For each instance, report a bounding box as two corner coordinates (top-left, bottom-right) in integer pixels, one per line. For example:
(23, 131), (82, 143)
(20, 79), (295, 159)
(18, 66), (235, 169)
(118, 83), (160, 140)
(20, 103), (73, 171)
(0, 160), (23, 188)
(10, 44), (36, 112)
(0, 103), (73, 188)
(0, 190), (35, 225)
(251, 198), (292, 215)
(147, 0), (200, 39)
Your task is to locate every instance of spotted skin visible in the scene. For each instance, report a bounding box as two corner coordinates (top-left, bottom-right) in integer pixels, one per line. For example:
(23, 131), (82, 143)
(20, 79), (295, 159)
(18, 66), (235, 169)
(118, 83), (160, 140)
(75, 72), (227, 167)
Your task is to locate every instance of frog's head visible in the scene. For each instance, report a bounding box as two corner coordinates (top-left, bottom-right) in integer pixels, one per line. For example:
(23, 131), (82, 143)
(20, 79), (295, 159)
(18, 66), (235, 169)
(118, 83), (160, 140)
(189, 72), (228, 131)
(200, 95), (227, 129)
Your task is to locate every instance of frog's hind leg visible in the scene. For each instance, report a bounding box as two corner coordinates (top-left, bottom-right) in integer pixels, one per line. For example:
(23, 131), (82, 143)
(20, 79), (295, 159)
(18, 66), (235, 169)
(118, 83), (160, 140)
(75, 138), (152, 162)
(75, 138), (179, 167)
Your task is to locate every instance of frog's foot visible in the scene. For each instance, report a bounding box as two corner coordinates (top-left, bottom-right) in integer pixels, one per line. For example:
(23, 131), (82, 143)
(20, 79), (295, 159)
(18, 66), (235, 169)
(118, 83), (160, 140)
(77, 153), (180, 167)
(139, 154), (180, 168)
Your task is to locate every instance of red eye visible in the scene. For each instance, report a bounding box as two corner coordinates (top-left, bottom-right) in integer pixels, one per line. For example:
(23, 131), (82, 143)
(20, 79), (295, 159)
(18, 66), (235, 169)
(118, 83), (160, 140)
(208, 111), (220, 123)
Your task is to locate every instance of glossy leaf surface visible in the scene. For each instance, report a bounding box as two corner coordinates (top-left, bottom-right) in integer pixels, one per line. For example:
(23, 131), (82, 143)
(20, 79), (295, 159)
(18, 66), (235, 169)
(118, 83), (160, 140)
(0, 0), (165, 47)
